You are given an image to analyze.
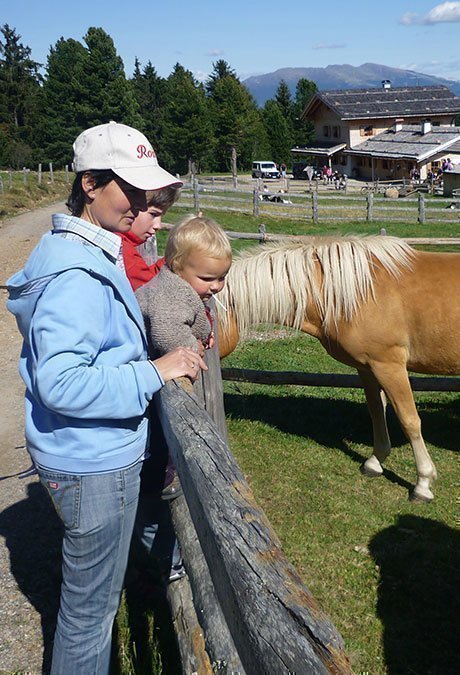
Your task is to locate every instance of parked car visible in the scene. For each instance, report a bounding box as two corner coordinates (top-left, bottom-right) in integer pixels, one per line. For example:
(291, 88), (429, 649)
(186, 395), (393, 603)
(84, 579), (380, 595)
(252, 161), (280, 179)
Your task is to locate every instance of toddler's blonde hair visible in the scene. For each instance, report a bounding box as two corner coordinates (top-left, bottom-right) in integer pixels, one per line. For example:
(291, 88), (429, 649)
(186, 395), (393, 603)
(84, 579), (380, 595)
(165, 215), (232, 273)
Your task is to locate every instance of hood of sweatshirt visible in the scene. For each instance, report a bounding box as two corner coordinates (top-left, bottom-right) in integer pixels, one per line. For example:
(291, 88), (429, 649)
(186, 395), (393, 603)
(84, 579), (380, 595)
(7, 230), (145, 342)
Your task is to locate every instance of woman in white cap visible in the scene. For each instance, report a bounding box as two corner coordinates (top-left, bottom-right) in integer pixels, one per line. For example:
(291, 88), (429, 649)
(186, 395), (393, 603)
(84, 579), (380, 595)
(7, 122), (206, 673)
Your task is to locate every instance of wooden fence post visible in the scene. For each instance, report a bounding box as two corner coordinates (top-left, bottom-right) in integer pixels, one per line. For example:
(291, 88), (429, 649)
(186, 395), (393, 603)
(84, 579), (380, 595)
(258, 223), (266, 244)
(65, 165), (70, 183)
(8, 171), (12, 189)
(38, 163), (42, 185)
(231, 147), (237, 189)
(366, 192), (374, 221)
(253, 188), (259, 217)
(22, 168), (27, 185)
(49, 162), (54, 183)
(312, 191), (318, 222)
(418, 192), (426, 223)
(193, 179), (200, 214)
(0, 175), (3, 194)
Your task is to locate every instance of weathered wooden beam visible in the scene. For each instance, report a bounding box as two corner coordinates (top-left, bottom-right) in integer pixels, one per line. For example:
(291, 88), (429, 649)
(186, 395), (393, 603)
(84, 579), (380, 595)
(221, 368), (460, 392)
(155, 382), (352, 674)
(166, 575), (214, 675)
(168, 493), (245, 674)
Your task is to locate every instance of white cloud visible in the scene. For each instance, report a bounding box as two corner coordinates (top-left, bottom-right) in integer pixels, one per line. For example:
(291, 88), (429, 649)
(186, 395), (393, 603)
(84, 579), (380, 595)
(400, 2), (460, 25)
(312, 42), (346, 50)
(193, 70), (209, 83)
(207, 49), (224, 57)
(399, 58), (460, 81)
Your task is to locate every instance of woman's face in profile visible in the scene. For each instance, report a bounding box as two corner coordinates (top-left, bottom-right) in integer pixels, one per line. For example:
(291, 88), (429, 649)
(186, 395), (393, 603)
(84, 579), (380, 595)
(82, 175), (148, 233)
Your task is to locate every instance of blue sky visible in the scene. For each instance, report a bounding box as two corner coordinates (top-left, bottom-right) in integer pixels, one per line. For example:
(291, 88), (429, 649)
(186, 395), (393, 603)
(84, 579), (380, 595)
(2, 1), (460, 84)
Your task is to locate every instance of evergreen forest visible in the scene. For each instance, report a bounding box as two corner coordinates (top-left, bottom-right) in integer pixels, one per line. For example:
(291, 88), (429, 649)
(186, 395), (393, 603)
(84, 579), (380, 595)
(0, 24), (317, 174)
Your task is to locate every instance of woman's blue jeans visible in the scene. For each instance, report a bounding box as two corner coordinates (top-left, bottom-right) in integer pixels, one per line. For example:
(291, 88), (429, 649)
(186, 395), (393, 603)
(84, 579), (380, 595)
(38, 462), (142, 675)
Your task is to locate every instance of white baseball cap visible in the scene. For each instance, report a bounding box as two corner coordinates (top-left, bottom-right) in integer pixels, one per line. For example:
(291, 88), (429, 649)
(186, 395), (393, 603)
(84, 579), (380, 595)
(73, 121), (182, 190)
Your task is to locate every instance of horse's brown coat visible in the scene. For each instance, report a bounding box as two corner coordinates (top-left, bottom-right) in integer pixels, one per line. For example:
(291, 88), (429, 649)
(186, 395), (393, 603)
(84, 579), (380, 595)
(217, 238), (460, 501)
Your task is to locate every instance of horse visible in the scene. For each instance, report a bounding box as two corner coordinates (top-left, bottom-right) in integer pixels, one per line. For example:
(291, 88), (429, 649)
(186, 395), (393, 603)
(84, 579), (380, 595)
(215, 234), (460, 502)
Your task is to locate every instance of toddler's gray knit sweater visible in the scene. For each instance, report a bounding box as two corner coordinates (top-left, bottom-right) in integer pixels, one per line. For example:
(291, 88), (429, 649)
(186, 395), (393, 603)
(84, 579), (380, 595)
(135, 264), (211, 355)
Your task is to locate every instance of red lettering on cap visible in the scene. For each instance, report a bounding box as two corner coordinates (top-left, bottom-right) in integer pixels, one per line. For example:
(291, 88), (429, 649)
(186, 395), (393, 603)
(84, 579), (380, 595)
(137, 144), (156, 159)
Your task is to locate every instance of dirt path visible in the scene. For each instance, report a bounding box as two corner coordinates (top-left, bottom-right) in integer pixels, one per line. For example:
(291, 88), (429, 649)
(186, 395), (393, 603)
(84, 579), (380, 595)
(0, 202), (66, 673)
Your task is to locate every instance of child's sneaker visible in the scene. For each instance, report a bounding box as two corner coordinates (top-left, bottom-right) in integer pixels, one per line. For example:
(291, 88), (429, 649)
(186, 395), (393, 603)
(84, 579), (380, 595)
(168, 561), (186, 583)
(161, 474), (183, 501)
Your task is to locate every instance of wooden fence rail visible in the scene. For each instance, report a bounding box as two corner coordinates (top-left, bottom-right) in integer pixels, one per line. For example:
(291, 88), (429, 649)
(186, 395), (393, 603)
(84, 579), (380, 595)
(221, 368), (460, 392)
(160, 220), (460, 248)
(177, 182), (460, 225)
(156, 322), (352, 674)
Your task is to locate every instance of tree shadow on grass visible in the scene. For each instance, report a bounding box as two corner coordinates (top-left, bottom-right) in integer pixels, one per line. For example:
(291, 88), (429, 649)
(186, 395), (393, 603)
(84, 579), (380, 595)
(369, 514), (460, 675)
(224, 391), (458, 494)
(0, 479), (62, 673)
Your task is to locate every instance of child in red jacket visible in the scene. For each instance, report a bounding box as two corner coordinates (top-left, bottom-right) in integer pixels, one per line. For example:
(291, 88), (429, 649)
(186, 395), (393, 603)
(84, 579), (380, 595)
(120, 184), (182, 502)
(121, 184), (180, 291)
(121, 183), (187, 588)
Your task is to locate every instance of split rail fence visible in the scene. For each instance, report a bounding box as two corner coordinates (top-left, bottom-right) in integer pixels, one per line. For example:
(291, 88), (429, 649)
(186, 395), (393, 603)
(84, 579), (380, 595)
(177, 180), (460, 226)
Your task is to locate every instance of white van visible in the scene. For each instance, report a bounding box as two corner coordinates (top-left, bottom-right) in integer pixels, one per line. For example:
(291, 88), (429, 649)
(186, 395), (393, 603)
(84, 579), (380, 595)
(252, 161), (280, 179)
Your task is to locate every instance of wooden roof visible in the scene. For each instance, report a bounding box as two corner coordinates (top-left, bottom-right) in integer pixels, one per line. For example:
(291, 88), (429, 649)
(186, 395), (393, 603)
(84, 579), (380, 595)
(346, 124), (460, 161)
(303, 85), (460, 120)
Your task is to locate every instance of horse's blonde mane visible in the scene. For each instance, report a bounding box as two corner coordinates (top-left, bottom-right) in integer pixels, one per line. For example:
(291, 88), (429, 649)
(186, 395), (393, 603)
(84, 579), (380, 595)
(216, 234), (414, 336)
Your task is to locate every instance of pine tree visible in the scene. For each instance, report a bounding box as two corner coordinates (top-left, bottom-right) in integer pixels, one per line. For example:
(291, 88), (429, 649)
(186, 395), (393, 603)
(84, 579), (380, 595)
(0, 24), (42, 167)
(205, 59), (237, 96)
(131, 59), (166, 150)
(37, 37), (87, 166)
(275, 80), (292, 119)
(209, 73), (269, 171)
(74, 27), (143, 130)
(160, 63), (213, 175)
(292, 78), (317, 147)
(262, 100), (293, 164)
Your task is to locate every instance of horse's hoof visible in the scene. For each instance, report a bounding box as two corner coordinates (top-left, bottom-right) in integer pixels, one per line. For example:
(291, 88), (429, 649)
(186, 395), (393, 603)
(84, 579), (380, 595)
(409, 489), (434, 503)
(361, 459), (383, 477)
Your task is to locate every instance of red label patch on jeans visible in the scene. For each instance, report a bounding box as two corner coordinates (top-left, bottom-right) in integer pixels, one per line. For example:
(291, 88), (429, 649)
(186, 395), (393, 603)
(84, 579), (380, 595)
(48, 481), (59, 489)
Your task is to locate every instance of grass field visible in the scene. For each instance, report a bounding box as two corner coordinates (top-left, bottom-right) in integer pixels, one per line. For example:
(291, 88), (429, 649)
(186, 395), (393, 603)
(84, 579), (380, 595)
(0, 170), (70, 219)
(222, 330), (459, 675)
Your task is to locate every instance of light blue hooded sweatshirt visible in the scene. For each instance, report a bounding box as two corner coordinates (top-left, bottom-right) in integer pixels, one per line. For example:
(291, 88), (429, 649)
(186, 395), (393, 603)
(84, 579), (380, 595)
(7, 219), (164, 474)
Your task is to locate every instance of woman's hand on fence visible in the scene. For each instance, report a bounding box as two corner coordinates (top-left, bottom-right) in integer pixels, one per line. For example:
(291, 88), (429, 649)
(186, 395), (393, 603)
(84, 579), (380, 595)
(152, 347), (207, 383)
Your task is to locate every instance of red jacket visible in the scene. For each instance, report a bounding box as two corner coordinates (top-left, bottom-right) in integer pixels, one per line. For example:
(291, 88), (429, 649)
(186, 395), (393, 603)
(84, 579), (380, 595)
(120, 231), (166, 291)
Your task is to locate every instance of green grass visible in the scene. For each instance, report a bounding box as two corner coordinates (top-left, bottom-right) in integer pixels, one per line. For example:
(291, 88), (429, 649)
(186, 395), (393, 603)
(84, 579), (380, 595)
(222, 331), (459, 674)
(0, 170), (70, 219)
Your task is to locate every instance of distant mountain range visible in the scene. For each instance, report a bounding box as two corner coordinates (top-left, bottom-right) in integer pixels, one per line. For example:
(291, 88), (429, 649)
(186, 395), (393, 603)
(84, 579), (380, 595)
(243, 62), (460, 106)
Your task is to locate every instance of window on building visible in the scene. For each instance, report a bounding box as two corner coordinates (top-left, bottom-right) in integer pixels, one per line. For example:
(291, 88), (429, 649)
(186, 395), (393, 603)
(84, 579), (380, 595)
(332, 125), (341, 139)
(323, 125), (331, 137)
(360, 125), (373, 137)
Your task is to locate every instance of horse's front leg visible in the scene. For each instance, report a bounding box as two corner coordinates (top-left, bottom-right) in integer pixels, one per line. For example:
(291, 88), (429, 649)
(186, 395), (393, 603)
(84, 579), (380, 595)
(368, 360), (437, 502)
(358, 369), (391, 477)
